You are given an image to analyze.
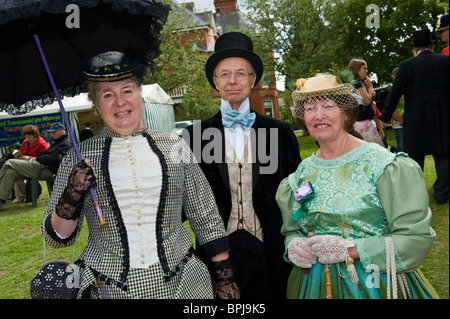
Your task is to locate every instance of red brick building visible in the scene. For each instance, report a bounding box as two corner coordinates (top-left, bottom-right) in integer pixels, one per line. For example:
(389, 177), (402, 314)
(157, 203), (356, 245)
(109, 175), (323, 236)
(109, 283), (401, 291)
(170, 0), (280, 119)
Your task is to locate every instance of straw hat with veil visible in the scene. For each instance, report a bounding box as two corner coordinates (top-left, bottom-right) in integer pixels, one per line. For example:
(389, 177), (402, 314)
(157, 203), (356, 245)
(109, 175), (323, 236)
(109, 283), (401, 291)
(291, 72), (360, 133)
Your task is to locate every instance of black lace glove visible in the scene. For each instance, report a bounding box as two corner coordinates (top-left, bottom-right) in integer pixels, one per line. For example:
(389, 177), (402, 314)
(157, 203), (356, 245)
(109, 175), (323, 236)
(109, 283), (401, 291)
(55, 160), (96, 220)
(212, 258), (240, 299)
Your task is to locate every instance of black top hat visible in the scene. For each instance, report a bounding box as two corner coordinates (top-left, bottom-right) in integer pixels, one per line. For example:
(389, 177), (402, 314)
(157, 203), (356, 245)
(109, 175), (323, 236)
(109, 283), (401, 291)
(412, 29), (435, 46)
(205, 32), (263, 91)
(436, 13), (449, 34)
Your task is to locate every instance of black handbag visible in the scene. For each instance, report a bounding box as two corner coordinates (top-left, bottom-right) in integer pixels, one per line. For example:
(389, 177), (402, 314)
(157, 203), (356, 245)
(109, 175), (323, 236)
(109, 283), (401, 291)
(30, 237), (80, 299)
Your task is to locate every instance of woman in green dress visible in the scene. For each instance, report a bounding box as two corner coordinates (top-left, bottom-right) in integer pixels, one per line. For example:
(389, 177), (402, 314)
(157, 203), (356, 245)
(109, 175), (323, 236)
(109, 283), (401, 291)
(277, 73), (439, 299)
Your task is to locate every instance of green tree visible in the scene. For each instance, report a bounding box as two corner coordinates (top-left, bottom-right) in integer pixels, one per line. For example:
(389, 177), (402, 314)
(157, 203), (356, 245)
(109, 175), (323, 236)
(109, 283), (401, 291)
(241, 0), (448, 125)
(243, 0), (448, 87)
(327, 0), (448, 84)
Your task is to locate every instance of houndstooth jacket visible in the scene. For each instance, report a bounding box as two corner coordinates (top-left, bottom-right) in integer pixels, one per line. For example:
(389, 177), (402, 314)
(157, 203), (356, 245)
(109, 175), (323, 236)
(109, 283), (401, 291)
(42, 128), (228, 295)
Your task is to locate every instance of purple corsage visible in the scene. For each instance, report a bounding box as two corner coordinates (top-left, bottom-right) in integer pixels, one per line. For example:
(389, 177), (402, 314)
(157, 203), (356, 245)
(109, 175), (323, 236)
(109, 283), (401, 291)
(291, 182), (315, 221)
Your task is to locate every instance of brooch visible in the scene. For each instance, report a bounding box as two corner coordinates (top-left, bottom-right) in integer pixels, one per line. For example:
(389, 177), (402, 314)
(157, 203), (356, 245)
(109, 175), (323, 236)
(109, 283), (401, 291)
(291, 182), (315, 221)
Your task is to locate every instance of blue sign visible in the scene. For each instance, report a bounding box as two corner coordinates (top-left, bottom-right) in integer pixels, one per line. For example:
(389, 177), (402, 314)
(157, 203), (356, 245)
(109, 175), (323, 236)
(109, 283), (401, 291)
(0, 112), (62, 147)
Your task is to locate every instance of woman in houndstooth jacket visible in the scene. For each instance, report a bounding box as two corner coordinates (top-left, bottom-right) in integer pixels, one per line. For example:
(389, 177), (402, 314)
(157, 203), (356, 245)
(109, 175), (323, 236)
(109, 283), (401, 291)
(42, 52), (239, 299)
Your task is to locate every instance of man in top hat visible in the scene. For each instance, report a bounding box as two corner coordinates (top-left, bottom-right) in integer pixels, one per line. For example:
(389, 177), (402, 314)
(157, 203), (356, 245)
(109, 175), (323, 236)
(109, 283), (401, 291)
(436, 13), (449, 55)
(0, 123), (72, 211)
(184, 32), (301, 298)
(380, 29), (449, 205)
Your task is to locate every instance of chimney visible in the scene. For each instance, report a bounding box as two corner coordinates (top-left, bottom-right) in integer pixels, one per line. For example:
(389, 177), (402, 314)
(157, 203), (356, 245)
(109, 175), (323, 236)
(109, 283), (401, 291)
(214, 0), (237, 13)
(185, 2), (196, 13)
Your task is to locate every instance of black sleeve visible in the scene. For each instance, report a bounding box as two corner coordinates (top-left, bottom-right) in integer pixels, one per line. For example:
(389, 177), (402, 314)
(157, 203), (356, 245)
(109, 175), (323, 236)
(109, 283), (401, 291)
(353, 80), (363, 90)
(36, 141), (72, 168)
(281, 122), (301, 177)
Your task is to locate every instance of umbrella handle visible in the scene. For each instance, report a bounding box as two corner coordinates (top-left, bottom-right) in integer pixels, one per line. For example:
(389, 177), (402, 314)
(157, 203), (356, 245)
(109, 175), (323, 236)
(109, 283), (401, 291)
(33, 34), (106, 227)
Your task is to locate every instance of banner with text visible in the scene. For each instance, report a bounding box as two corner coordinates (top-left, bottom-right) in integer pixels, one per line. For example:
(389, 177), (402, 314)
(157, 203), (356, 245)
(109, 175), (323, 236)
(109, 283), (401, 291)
(0, 112), (62, 147)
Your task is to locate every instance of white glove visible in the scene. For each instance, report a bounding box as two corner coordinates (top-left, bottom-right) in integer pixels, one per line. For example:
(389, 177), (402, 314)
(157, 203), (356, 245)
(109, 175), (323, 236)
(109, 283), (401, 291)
(287, 237), (317, 269)
(309, 235), (355, 264)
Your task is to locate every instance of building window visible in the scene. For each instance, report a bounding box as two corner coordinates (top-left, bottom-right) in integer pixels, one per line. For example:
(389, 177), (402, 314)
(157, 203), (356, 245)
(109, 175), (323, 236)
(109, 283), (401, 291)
(264, 100), (273, 117)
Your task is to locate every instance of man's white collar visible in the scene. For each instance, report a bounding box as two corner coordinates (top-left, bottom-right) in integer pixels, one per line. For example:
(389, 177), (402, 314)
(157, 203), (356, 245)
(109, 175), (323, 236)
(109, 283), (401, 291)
(221, 97), (250, 114)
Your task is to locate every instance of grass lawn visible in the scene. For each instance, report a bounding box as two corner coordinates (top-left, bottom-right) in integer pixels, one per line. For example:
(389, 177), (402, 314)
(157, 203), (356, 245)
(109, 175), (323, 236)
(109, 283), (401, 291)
(0, 128), (448, 299)
(0, 190), (89, 299)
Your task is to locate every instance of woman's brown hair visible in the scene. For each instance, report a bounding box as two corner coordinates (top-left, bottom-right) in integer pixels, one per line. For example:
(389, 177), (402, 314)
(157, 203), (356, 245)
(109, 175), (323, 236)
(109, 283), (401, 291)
(21, 125), (40, 138)
(348, 58), (367, 79)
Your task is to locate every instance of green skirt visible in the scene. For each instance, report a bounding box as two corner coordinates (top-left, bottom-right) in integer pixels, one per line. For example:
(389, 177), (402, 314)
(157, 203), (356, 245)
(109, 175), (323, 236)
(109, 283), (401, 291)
(287, 262), (439, 299)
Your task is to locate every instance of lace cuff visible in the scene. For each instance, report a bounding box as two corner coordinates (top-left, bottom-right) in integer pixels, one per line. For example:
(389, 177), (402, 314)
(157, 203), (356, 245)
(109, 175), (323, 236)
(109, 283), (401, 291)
(212, 258), (240, 299)
(55, 160), (96, 220)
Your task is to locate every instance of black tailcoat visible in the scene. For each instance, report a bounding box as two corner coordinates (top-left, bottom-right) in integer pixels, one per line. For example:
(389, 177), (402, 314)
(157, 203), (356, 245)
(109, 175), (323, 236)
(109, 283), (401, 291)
(185, 110), (301, 298)
(380, 51), (449, 157)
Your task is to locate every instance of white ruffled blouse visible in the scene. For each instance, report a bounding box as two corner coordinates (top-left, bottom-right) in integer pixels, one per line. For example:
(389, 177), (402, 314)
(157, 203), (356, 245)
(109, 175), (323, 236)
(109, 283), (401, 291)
(109, 134), (162, 268)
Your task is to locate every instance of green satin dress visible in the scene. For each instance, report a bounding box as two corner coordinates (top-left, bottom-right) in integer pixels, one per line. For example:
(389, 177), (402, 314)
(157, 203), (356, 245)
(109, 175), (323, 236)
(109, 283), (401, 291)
(276, 143), (439, 299)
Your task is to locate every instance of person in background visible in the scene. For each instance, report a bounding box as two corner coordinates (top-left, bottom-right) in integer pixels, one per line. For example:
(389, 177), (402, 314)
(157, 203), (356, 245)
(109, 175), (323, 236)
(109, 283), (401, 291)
(79, 127), (94, 142)
(388, 68), (404, 153)
(380, 29), (449, 205)
(348, 58), (384, 147)
(18, 125), (49, 161)
(185, 32), (301, 298)
(0, 123), (72, 211)
(10, 125), (49, 203)
(278, 72), (438, 299)
(42, 51), (238, 299)
(436, 12), (449, 55)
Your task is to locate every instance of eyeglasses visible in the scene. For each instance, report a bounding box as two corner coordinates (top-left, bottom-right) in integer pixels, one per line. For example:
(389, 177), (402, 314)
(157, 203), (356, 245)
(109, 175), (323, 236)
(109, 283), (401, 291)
(304, 103), (340, 118)
(214, 71), (255, 80)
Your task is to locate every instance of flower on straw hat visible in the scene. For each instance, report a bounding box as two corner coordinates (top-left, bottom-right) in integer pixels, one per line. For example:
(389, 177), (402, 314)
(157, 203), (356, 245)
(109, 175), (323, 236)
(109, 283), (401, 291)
(296, 78), (306, 88)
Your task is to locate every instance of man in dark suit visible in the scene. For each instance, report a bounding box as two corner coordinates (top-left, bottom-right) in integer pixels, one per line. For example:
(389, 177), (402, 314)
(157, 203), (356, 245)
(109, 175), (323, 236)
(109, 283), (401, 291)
(184, 32), (301, 298)
(380, 29), (449, 204)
